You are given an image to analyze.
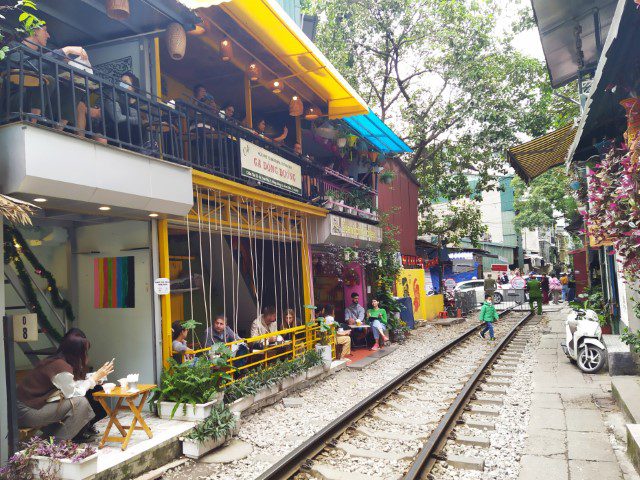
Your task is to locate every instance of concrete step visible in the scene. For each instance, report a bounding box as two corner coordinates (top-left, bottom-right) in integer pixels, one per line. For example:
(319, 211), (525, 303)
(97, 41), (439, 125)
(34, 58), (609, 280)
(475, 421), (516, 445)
(446, 454), (484, 471)
(626, 424), (640, 475)
(612, 377), (640, 423)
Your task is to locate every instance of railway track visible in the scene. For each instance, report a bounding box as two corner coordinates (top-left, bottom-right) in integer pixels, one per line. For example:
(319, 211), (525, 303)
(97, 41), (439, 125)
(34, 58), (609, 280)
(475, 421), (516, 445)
(256, 308), (536, 480)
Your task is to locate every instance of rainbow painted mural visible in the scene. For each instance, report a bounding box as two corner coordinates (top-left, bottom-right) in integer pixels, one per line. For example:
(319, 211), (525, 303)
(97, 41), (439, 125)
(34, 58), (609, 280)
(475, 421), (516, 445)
(94, 256), (135, 308)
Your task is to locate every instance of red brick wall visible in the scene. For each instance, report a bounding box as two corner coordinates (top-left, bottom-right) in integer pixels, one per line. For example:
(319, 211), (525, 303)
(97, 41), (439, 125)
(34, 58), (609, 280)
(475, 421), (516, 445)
(377, 159), (419, 256)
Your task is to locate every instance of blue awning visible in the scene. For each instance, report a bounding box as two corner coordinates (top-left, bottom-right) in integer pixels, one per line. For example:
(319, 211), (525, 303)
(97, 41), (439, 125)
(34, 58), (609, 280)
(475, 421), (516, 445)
(343, 110), (412, 154)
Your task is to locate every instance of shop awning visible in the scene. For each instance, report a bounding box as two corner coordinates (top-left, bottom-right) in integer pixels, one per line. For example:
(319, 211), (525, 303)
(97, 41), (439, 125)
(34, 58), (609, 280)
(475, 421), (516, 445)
(507, 124), (577, 183)
(343, 110), (412, 154)
(181, 0), (368, 119)
(531, 0), (618, 88)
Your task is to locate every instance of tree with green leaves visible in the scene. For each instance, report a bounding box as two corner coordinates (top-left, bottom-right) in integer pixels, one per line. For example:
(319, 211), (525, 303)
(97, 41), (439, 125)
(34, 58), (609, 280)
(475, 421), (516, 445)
(304, 0), (577, 244)
(512, 166), (578, 233)
(0, 0), (43, 60)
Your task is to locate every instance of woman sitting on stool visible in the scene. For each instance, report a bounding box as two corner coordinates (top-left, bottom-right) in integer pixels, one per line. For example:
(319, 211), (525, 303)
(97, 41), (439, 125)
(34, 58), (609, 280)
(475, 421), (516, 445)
(367, 298), (389, 351)
(17, 332), (114, 441)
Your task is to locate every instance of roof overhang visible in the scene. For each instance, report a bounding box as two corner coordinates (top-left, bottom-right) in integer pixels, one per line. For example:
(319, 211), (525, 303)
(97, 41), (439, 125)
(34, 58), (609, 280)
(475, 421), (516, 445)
(531, 0), (618, 88)
(566, 0), (638, 165)
(342, 110), (412, 154)
(507, 124), (578, 183)
(180, 0), (368, 119)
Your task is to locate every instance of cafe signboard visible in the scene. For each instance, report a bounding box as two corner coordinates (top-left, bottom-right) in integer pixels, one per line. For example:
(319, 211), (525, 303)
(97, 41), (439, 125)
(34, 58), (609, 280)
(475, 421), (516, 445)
(308, 214), (382, 247)
(239, 139), (302, 195)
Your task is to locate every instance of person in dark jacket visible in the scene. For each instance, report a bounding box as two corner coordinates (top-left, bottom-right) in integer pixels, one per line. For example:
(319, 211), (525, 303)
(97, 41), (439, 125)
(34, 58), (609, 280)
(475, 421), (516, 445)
(540, 274), (550, 304)
(479, 294), (498, 340)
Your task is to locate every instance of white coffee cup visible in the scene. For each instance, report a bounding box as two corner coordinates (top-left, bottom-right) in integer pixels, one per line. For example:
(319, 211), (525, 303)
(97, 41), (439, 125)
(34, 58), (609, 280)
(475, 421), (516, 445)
(118, 378), (128, 390)
(102, 382), (116, 394)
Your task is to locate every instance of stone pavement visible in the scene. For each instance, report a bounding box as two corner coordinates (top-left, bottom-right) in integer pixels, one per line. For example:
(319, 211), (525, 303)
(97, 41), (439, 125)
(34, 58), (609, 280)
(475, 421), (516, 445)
(518, 306), (637, 480)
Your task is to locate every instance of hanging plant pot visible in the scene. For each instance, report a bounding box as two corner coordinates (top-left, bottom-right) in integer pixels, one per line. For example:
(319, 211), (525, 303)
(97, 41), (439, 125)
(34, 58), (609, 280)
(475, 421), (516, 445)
(166, 23), (187, 61)
(106, 0), (130, 20)
(337, 137), (347, 148)
(620, 97), (640, 144)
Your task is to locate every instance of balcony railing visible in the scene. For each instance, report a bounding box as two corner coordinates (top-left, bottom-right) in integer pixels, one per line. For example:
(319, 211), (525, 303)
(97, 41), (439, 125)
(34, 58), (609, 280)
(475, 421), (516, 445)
(0, 43), (326, 202)
(1, 42), (185, 164)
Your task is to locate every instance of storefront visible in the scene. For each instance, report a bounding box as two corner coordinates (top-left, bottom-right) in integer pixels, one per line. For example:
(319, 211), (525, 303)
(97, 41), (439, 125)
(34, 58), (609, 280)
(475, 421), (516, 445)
(158, 171), (327, 362)
(307, 214), (382, 319)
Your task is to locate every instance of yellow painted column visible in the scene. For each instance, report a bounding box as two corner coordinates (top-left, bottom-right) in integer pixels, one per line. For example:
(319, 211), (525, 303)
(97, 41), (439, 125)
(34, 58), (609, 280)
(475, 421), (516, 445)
(153, 37), (162, 99)
(244, 72), (253, 129)
(300, 216), (313, 322)
(158, 219), (172, 366)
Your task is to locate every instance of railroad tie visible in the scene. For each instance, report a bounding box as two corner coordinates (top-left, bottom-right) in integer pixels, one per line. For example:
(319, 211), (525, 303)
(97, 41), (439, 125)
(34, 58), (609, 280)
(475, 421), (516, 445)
(354, 425), (422, 442)
(465, 419), (496, 430)
(473, 396), (504, 406)
(445, 454), (485, 471)
(309, 463), (385, 480)
(467, 405), (501, 417)
(454, 434), (491, 447)
(335, 441), (415, 461)
(372, 412), (434, 427)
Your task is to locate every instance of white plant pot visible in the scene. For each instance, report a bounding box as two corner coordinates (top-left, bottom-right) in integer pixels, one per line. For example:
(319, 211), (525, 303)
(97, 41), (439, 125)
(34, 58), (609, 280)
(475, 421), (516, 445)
(364, 208), (371, 214)
(158, 392), (224, 421)
(323, 200), (333, 209)
(281, 373), (306, 391)
(30, 453), (97, 480)
(229, 394), (255, 414)
(306, 365), (324, 379)
(182, 435), (228, 459)
(315, 344), (333, 369)
(253, 384), (279, 402)
(335, 203), (344, 212)
(181, 419), (240, 459)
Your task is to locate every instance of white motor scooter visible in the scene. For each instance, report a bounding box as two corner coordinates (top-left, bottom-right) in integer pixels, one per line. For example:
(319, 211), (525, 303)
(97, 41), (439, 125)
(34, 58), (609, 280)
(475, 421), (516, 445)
(561, 308), (606, 373)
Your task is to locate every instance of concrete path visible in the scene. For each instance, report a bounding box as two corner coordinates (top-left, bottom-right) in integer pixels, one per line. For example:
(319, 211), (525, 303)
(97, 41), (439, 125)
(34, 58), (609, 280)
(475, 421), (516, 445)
(518, 306), (635, 480)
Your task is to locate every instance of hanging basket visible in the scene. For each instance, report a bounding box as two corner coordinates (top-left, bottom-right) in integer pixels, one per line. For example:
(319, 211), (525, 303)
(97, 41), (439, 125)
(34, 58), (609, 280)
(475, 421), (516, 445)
(166, 23), (187, 61)
(106, 0), (130, 20)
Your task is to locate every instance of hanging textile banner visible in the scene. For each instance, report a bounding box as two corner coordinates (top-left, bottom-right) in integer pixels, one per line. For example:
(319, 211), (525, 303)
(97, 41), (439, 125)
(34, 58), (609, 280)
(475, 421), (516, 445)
(239, 138), (302, 195)
(94, 256), (135, 308)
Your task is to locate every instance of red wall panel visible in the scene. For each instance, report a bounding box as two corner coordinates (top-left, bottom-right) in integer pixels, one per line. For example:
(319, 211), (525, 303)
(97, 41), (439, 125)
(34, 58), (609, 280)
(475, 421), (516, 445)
(377, 160), (419, 256)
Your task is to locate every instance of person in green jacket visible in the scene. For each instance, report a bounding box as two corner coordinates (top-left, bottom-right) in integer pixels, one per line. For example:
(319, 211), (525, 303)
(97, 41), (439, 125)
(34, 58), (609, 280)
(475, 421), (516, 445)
(479, 294), (498, 340)
(526, 277), (543, 315)
(367, 298), (388, 351)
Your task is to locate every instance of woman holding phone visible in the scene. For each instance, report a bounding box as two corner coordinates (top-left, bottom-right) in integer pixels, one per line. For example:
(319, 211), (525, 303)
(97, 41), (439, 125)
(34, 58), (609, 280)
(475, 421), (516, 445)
(17, 329), (114, 441)
(366, 298), (389, 351)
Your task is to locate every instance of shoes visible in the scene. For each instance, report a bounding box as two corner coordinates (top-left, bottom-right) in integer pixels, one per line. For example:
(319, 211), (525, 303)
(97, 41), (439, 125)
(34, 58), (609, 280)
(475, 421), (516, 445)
(370, 345), (379, 351)
(490, 337), (496, 341)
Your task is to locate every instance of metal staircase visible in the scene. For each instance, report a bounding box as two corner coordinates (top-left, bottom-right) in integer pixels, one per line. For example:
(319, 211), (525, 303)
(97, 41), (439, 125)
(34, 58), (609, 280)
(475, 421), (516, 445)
(4, 265), (68, 366)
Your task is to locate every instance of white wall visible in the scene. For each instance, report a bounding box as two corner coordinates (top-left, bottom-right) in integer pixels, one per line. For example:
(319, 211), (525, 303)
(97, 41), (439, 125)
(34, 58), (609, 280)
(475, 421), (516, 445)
(0, 219), (8, 462)
(521, 228), (540, 253)
(615, 255), (640, 331)
(75, 221), (156, 387)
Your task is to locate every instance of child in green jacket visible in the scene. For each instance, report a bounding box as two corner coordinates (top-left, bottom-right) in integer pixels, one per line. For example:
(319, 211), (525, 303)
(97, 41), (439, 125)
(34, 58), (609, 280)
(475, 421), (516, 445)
(479, 294), (499, 340)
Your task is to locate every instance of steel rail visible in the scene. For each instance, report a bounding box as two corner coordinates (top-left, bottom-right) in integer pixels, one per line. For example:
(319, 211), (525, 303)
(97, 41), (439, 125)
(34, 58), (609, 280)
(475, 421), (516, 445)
(256, 306), (523, 480)
(402, 310), (534, 479)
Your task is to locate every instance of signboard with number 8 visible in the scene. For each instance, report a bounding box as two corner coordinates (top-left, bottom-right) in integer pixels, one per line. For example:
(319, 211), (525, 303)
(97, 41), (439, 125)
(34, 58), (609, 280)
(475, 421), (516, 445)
(13, 313), (38, 342)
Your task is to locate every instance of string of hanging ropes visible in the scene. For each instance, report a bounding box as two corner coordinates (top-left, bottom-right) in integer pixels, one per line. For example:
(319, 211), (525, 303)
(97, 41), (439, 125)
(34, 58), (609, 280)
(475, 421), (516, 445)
(181, 186), (305, 348)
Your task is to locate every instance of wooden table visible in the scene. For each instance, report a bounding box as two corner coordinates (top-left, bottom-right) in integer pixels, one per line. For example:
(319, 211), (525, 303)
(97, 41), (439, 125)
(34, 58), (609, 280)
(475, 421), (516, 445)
(93, 384), (156, 451)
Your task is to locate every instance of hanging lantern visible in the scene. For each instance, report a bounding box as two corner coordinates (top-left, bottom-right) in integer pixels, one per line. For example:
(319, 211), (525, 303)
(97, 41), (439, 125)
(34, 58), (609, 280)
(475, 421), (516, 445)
(272, 80), (282, 94)
(165, 23), (186, 60)
(304, 105), (320, 120)
(220, 39), (233, 61)
(289, 95), (303, 116)
(106, 0), (130, 20)
(248, 62), (261, 81)
(368, 151), (379, 162)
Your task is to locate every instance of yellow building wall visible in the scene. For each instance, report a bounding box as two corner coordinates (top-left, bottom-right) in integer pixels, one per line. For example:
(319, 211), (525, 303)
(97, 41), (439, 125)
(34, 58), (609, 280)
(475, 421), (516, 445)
(425, 294), (444, 321)
(396, 268), (427, 320)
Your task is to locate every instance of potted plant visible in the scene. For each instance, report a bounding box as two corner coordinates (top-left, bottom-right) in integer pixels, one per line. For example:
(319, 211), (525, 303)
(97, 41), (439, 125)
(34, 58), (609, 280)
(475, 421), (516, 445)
(310, 319), (333, 370)
(0, 437), (98, 480)
(303, 349), (324, 379)
(251, 367), (282, 402)
(181, 404), (239, 459)
(224, 376), (258, 412)
(151, 345), (232, 421)
(379, 169), (396, 184)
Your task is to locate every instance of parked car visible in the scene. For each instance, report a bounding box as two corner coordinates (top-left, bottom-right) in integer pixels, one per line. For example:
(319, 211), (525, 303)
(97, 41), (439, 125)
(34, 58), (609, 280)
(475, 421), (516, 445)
(454, 279), (504, 305)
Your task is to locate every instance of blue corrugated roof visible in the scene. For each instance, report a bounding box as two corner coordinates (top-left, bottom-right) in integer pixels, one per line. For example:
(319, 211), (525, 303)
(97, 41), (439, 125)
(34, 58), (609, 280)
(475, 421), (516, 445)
(343, 110), (412, 154)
